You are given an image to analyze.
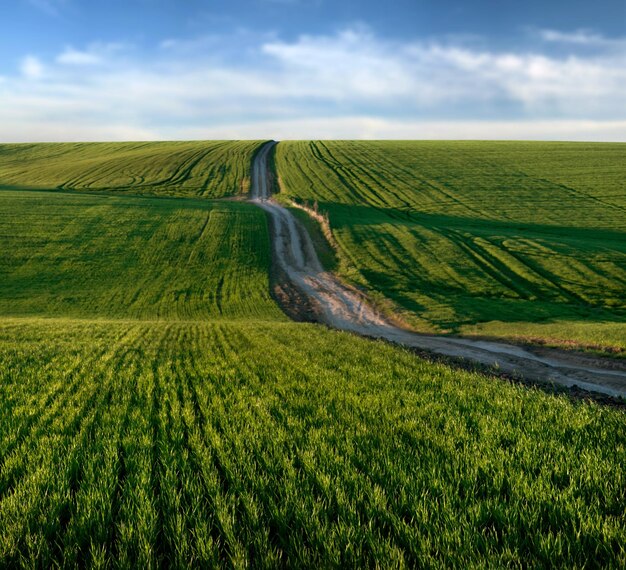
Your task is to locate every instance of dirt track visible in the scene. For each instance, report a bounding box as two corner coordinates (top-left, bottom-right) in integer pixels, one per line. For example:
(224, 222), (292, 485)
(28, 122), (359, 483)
(251, 141), (626, 399)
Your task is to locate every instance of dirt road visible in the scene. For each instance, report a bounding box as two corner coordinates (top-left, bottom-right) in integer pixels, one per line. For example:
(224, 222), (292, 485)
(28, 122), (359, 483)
(251, 141), (626, 399)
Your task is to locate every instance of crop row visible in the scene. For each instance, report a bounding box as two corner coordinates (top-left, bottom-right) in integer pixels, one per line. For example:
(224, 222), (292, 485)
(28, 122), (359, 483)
(275, 141), (626, 350)
(0, 141), (264, 198)
(0, 318), (624, 567)
(0, 190), (283, 321)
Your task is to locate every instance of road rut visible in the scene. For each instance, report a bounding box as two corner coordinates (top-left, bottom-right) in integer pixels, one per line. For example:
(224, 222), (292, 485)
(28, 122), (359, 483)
(251, 141), (626, 399)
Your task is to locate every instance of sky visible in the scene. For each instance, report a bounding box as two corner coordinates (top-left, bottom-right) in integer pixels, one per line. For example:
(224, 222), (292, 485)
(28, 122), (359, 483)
(0, 0), (625, 141)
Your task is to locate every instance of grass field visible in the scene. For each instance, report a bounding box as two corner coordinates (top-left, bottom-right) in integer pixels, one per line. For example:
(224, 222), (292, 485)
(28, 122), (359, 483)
(0, 189), (282, 321)
(2, 318), (625, 568)
(0, 141), (263, 198)
(275, 141), (626, 353)
(1, 143), (625, 567)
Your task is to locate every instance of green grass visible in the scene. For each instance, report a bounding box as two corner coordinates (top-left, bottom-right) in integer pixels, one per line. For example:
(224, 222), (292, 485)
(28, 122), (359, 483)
(275, 141), (626, 353)
(1, 142), (625, 567)
(1, 318), (625, 568)
(0, 141), (264, 198)
(289, 207), (339, 272)
(464, 320), (626, 357)
(0, 190), (282, 321)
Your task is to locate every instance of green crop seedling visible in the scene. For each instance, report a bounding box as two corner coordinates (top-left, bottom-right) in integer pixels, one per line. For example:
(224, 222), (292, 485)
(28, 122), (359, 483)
(0, 141), (624, 567)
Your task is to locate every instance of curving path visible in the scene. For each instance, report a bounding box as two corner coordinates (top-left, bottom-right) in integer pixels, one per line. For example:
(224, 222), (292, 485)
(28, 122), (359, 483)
(251, 141), (626, 399)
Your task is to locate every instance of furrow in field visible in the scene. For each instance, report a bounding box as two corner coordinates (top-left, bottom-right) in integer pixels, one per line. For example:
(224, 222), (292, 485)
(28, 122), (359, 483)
(0, 141), (264, 199)
(0, 318), (625, 565)
(0, 335), (141, 563)
(317, 141), (415, 211)
(0, 325), (137, 498)
(254, 141), (626, 398)
(311, 142), (390, 209)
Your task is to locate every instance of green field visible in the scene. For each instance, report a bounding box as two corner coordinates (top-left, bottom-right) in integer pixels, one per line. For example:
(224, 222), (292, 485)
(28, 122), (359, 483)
(0, 190), (281, 321)
(1, 143), (625, 567)
(1, 317), (625, 568)
(275, 141), (626, 353)
(0, 141), (263, 198)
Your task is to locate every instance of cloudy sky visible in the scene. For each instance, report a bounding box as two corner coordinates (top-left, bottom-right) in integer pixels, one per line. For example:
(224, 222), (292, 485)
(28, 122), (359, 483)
(1, 0), (625, 141)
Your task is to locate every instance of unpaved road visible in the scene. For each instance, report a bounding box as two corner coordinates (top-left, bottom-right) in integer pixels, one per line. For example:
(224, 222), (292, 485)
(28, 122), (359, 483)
(251, 141), (626, 399)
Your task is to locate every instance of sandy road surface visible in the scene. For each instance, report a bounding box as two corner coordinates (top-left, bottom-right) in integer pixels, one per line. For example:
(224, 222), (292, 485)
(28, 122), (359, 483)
(251, 141), (626, 399)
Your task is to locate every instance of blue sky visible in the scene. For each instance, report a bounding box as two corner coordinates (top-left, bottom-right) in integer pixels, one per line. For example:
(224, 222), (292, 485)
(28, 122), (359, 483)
(0, 0), (625, 140)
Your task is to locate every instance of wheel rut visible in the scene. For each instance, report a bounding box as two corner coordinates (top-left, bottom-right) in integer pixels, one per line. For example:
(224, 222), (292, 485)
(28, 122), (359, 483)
(250, 141), (626, 400)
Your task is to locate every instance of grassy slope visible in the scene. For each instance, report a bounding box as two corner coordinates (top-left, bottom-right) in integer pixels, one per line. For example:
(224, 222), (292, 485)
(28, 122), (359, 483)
(0, 143), (625, 567)
(0, 190), (283, 321)
(275, 141), (626, 353)
(0, 141), (264, 198)
(1, 318), (625, 568)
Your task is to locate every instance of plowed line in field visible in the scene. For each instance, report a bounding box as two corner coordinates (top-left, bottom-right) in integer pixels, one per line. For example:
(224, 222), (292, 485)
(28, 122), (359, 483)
(251, 141), (626, 399)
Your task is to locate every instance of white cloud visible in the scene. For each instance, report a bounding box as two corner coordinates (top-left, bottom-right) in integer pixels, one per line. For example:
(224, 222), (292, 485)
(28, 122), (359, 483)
(541, 29), (601, 45)
(257, 29), (626, 116)
(262, 29), (418, 100)
(0, 119), (158, 142)
(426, 47), (626, 113)
(56, 43), (128, 66)
(160, 39), (179, 50)
(57, 48), (102, 66)
(2, 28), (626, 141)
(20, 55), (44, 79)
(167, 118), (626, 142)
(539, 29), (626, 48)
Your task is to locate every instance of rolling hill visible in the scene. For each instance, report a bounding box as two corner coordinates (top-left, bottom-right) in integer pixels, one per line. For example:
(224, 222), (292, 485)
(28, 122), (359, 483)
(0, 141), (624, 567)
(275, 141), (626, 354)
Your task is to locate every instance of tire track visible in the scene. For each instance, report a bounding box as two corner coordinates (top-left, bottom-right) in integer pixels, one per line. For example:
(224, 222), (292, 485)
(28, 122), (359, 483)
(250, 141), (626, 399)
